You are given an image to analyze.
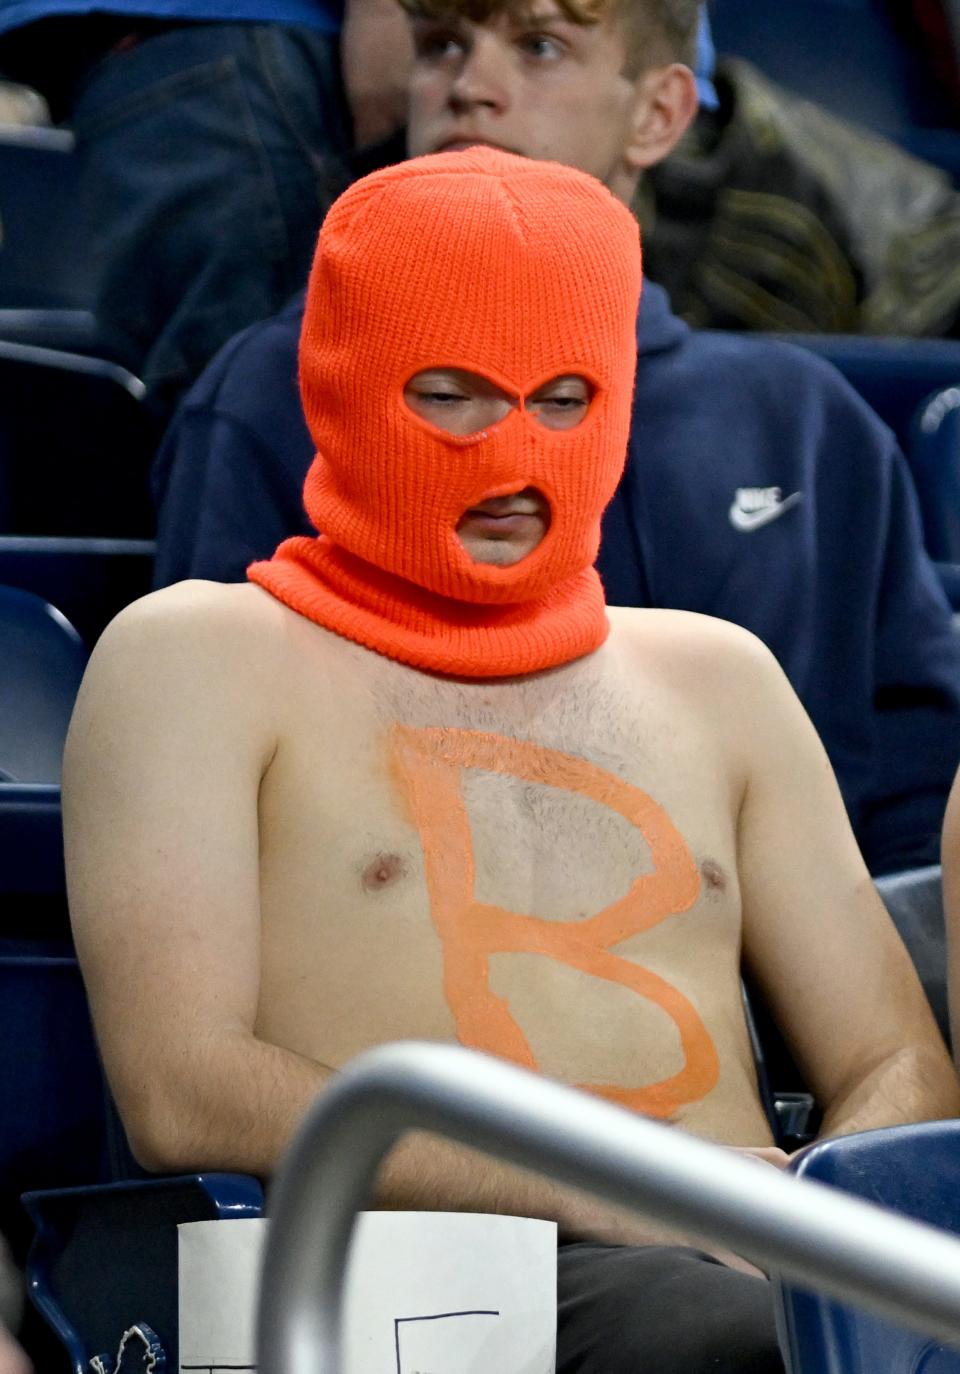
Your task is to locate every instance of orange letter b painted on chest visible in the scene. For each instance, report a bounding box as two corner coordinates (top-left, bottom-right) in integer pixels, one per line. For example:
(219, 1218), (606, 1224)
(391, 725), (720, 1119)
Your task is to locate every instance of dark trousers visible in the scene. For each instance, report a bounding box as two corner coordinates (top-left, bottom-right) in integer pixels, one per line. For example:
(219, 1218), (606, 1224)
(2, 19), (350, 424)
(557, 1242), (786, 1373)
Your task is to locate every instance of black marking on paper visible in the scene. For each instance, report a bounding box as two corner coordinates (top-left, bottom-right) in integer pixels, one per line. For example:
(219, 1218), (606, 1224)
(394, 1309), (500, 1374)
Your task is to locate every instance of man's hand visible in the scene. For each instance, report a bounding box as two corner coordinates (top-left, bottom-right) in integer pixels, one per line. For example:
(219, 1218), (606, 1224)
(733, 1147), (791, 1169)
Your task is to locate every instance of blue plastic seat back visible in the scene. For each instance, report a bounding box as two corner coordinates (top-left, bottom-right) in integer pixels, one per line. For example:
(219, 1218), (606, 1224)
(0, 536), (155, 647)
(0, 128), (91, 315)
(770, 336), (960, 603)
(711, 0), (936, 136)
(23, 1174), (264, 1374)
(0, 341), (157, 538)
(777, 334), (960, 451)
(910, 388), (960, 564)
(0, 585), (86, 784)
(0, 783), (65, 912)
(774, 1121), (960, 1373)
(0, 956), (107, 1261)
(875, 865), (949, 1047)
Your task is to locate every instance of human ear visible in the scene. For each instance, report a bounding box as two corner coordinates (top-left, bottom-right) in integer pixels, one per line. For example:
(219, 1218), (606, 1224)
(624, 62), (699, 173)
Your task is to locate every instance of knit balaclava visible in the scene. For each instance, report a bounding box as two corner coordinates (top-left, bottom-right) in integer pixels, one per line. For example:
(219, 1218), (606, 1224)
(248, 147), (642, 677)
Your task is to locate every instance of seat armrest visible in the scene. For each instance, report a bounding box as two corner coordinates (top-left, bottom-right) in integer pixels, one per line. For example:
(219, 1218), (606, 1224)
(23, 1173), (263, 1374)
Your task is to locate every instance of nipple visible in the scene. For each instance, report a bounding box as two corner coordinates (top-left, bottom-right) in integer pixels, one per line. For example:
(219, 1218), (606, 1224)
(361, 852), (407, 893)
(700, 859), (727, 893)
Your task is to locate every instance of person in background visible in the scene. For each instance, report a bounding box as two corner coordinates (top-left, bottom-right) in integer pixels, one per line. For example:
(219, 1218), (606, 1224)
(644, 9), (960, 335)
(0, 0), (409, 422)
(152, 0), (960, 880)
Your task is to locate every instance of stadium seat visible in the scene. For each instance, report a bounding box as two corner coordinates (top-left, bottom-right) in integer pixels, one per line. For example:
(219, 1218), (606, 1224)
(0, 125), (107, 356)
(774, 1120), (960, 1373)
(0, 341), (157, 538)
(776, 334), (960, 450)
(0, 957), (107, 1259)
(0, 586), (86, 785)
(0, 536), (155, 647)
(0, 783), (64, 907)
(23, 1174), (264, 1374)
(910, 387), (960, 564)
(773, 335), (960, 604)
(875, 866), (949, 1047)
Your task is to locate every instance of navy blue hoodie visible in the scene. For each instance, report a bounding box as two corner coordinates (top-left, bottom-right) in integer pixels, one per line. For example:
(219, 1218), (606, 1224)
(152, 281), (960, 875)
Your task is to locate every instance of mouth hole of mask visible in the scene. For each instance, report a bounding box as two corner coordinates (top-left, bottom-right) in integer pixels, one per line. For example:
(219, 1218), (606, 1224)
(403, 367), (594, 438)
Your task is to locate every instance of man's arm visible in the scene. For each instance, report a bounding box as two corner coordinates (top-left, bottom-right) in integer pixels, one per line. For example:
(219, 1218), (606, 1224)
(63, 582), (332, 1173)
(729, 626), (960, 1135)
(63, 584), (691, 1244)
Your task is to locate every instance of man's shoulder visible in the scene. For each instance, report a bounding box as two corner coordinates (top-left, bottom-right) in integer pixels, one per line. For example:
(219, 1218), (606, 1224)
(604, 605), (802, 751)
(91, 580), (295, 691)
(605, 604), (781, 690)
(109, 577), (281, 631)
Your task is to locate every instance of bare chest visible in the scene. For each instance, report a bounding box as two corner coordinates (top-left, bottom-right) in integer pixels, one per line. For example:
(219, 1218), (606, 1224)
(261, 649), (737, 924)
(252, 635), (763, 1138)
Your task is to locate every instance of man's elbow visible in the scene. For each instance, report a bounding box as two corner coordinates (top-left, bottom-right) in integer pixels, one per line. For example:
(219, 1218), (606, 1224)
(906, 1042), (960, 1120)
(822, 1042), (960, 1136)
(115, 1078), (227, 1176)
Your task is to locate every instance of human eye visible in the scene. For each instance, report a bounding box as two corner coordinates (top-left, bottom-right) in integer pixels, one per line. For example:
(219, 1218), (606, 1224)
(412, 386), (468, 406)
(517, 29), (567, 61)
(411, 21), (466, 62)
(528, 376), (591, 428)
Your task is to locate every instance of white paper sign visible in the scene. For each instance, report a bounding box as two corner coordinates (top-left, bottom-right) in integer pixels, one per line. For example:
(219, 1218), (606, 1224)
(178, 1212), (557, 1374)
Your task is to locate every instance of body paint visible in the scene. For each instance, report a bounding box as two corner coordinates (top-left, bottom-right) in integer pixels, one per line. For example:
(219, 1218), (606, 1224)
(391, 725), (720, 1118)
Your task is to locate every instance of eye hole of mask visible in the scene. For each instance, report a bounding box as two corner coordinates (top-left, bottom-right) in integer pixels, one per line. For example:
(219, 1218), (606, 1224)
(404, 368), (593, 437)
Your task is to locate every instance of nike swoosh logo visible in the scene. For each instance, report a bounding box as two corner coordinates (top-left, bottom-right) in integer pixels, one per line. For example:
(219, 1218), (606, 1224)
(729, 492), (803, 532)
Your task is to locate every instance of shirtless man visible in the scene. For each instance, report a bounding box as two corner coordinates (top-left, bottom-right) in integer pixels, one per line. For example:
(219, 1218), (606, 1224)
(64, 150), (959, 1374)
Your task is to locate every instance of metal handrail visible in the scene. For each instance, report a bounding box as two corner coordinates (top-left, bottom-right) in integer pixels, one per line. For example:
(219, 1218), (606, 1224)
(258, 1042), (960, 1374)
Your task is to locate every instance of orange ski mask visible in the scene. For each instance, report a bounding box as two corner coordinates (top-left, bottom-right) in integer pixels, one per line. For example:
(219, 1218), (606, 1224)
(248, 147), (642, 677)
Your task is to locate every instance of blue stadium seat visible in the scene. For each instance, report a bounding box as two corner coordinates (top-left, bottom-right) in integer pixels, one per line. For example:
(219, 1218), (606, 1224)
(0, 586), (86, 785)
(773, 335), (960, 605)
(711, 0), (942, 140)
(0, 536), (154, 647)
(0, 783), (64, 908)
(910, 387), (960, 564)
(774, 1120), (960, 1373)
(0, 957), (107, 1261)
(0, 126), (106, 356)
(0, 341), (157, 538)
(875, 865), (948, 1047)
(777, 334), (960, 450)
(23, 1174), (264, 1374)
